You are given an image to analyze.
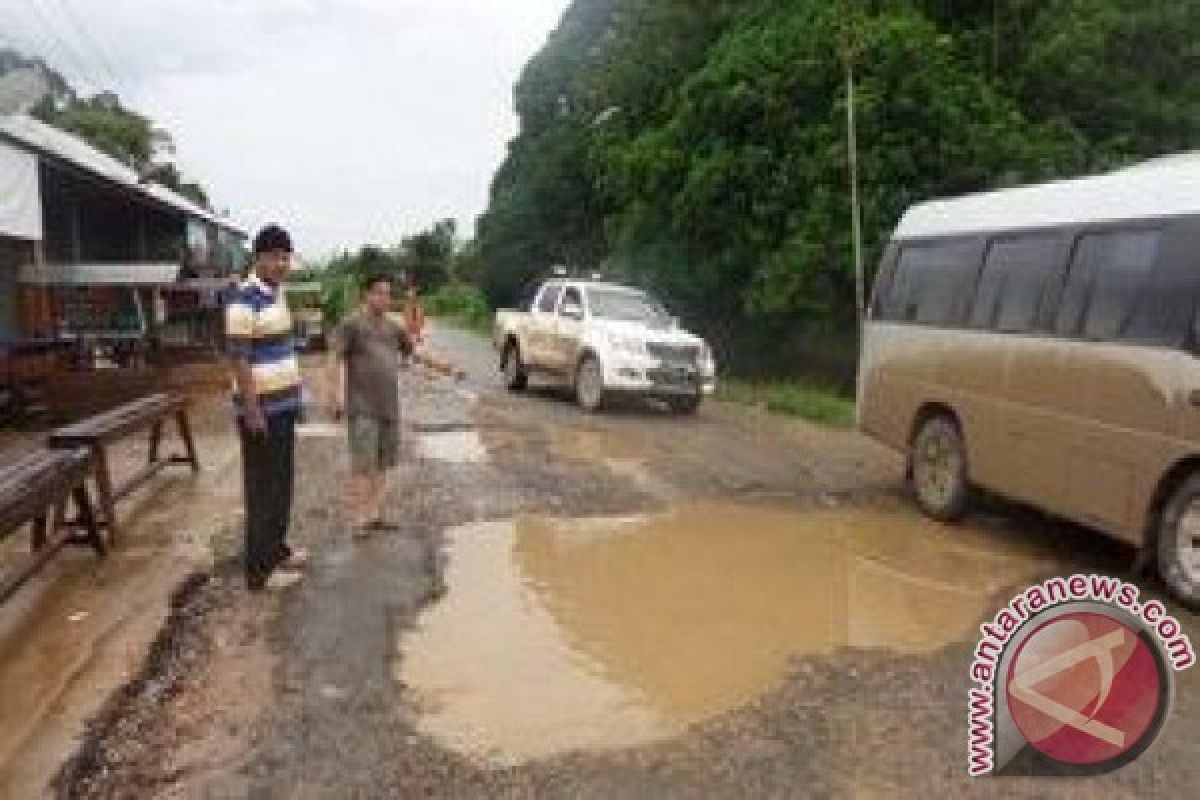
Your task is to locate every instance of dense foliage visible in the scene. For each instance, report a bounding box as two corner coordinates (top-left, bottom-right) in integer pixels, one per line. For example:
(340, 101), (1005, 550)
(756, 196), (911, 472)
(476, 0), (1200, 377)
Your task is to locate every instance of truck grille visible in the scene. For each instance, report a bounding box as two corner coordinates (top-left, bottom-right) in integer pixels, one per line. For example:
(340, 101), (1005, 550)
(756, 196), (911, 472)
(647, 367), (699, 389)
(647, 343), (699, 364)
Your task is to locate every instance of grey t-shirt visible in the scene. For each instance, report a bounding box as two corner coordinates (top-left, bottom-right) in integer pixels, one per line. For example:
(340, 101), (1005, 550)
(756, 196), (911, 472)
(333, 311), (414, 421)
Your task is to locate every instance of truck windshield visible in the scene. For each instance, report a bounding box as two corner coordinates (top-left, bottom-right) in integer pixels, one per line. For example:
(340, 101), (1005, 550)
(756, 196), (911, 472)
(587, 289), (670, 325)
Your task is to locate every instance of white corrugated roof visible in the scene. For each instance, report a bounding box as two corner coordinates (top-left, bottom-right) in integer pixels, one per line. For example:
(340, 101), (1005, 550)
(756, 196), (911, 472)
(894, 154), (1200, 240)
(0, 114), (245, 236)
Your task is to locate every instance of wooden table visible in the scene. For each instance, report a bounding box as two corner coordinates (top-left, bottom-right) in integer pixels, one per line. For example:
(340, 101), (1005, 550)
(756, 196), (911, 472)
(0, 448), (105, 604)
(46, 393), (201, 546)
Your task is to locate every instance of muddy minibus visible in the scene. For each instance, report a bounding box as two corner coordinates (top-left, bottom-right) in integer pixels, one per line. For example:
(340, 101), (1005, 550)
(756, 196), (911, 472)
(858, 155), (1200, 609)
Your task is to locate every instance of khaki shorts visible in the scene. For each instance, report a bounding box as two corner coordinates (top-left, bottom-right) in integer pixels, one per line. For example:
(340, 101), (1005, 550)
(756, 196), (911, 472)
(348, 415), (400, 474)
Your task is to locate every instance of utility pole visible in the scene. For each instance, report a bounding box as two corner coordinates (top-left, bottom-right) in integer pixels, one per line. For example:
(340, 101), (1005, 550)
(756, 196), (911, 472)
(839, 4), (866, 329)
(993, 0), (1001, 80)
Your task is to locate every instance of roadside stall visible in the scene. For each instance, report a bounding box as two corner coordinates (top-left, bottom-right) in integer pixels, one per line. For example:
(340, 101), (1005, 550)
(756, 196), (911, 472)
(15, 263), (232, 419)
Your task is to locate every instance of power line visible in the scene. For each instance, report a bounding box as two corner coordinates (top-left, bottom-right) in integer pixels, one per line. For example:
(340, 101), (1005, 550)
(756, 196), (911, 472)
(17, 0), (95, 90)
(43, 0), (125, 93)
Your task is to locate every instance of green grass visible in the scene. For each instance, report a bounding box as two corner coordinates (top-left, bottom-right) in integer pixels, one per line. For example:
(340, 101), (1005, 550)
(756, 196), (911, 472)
(718, 379), (856, 429)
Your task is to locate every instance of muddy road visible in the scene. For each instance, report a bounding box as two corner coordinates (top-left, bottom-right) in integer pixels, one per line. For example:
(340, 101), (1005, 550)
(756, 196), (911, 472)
(60, 324), (1200, 798)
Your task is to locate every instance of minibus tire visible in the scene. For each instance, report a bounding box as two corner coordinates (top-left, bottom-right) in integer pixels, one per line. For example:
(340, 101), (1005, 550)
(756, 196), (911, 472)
(1157, 475), (1200, 611)
(911, 416), (969, 522)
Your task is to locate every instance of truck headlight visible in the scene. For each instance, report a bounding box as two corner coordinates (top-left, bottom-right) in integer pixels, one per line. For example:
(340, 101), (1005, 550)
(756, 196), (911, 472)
(608, 333), (647, 356)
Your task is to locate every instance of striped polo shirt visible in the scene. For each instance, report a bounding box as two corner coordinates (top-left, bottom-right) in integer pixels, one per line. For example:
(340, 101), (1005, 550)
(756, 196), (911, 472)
(225, 274), (302, 416)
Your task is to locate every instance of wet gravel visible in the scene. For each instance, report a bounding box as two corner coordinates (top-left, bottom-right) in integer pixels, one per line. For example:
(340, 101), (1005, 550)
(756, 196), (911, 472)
(58, 325), (1200, 799)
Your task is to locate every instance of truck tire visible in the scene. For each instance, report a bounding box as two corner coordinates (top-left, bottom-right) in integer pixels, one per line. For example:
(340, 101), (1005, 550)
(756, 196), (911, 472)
(575, 354), (606, 413)
(668, 393), (702, 415)
(910, 415), (969, 522)
(502, 342), (528, 391)
(1156, 473), (1200, 612)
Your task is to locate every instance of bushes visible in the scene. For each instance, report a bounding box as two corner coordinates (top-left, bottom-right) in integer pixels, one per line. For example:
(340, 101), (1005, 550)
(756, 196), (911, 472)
(423, 284), (493, 334)
(319, 269), (360, 325)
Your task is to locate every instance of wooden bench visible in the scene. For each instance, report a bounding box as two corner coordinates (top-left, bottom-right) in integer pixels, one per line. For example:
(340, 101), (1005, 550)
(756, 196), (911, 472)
(46, 393), (201, 546)
(0, 448), (105, 604)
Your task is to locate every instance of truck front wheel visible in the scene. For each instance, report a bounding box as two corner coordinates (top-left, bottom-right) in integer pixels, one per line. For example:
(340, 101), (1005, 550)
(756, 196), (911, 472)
(668, 393), (702, 415)
(575, 354), (606, 413)
(503, 343), (528, 391)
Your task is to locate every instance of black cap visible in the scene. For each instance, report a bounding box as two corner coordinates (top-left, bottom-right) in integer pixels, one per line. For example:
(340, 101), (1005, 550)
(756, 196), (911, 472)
(253, 224), (293, 255)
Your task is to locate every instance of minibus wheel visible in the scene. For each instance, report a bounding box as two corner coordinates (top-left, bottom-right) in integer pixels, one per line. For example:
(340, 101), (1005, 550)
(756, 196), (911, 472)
(1157, 474), (1200, 611)
(911, 415), (969, 521)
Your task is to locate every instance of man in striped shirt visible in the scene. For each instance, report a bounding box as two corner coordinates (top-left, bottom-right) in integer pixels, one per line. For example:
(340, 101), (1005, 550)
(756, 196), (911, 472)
(226, 225), (309, 591)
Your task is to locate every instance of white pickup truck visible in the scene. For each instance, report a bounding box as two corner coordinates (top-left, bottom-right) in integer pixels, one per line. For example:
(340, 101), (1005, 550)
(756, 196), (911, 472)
(493, 279), (717, 413)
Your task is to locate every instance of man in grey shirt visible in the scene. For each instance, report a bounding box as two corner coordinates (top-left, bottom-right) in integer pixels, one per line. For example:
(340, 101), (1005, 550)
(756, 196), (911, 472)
(328, 273), (460, 535)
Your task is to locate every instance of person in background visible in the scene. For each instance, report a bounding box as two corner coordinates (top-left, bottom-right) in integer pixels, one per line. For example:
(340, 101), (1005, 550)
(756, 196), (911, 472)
(328, 273), (461, 536)
(225, 224), (309, 591)
(402, 285), (426, 344)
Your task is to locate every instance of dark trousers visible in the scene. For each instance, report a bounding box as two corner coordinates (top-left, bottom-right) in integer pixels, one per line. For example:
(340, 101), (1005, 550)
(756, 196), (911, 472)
(239, 410), (296, 590)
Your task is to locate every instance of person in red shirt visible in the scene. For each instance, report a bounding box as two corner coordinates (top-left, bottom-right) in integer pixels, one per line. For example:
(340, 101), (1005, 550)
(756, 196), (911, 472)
(402, 285), (425, 344)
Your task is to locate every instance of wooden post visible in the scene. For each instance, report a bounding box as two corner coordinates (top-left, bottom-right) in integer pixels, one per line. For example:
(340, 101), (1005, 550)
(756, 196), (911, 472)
(89, 445), (121, 547)
(175, 408), (201, 473)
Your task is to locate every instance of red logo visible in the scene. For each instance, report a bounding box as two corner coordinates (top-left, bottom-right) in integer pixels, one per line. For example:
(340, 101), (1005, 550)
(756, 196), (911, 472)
(1006, 611), (1167, 767)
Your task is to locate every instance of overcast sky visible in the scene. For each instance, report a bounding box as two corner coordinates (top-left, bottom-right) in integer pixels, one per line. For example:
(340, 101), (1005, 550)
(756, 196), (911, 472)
(1, 0), (569, 257)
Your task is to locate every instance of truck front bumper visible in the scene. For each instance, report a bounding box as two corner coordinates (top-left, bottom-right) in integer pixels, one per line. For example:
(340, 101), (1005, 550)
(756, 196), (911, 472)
(603, 356), (716, 396)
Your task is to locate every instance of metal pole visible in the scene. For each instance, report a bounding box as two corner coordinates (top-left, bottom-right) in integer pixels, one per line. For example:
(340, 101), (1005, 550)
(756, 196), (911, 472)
(846, 58), (865, 328)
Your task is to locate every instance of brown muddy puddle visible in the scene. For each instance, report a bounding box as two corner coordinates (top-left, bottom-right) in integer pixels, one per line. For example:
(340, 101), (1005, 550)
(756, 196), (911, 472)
(396, 503), (1057, 764)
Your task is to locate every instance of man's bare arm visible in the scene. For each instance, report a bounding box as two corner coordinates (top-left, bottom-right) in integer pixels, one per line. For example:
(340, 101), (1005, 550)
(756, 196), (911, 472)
(412, 351), (466, 379)
(232, 358), (266, 433)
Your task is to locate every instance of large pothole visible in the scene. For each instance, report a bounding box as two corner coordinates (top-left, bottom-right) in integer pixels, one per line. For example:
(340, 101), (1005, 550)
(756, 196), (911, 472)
(395, 502), (1058, 764)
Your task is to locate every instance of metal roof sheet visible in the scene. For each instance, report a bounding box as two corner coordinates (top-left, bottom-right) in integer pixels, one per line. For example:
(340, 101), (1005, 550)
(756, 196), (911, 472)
(0, 114), (246, 237)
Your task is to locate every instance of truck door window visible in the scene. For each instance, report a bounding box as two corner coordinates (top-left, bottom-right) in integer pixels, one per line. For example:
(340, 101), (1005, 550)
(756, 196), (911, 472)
(537, 285), (561, 314)
(560, 288), (582, 317)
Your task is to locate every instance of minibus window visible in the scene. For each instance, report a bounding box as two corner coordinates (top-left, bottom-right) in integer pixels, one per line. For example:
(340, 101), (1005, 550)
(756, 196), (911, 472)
(1124, 239), (1196, 347)
(971, 236), (1065, 332)
(1080, 231), (1160, 341)
(1056, 231), (1160, 339)
(1055, 242), (1098, 335)
(887, 241), (978, 325)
